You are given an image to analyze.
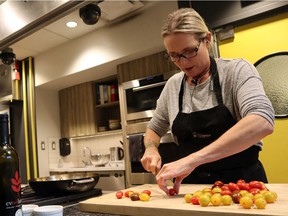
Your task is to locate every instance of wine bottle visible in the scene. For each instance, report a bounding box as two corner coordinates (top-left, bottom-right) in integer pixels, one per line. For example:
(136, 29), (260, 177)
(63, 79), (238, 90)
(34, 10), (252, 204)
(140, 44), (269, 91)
(0, 114), (22, 216)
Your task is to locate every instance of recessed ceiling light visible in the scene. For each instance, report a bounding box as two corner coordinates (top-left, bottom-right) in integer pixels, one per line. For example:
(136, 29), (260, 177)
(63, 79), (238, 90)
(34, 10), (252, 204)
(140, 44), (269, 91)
(66, 21), (78, 28)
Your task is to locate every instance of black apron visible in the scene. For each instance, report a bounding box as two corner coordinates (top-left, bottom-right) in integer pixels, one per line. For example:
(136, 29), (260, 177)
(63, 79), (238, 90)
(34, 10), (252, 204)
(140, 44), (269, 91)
(171, 58), (268, 184)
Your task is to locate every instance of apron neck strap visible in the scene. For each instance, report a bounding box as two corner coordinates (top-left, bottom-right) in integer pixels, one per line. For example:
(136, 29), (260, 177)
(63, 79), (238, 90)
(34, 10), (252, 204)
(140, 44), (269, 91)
(211, 57), (223, 105)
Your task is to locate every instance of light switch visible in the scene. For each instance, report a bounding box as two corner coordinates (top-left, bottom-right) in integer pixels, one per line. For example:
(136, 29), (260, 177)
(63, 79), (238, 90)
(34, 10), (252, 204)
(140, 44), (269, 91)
(52, 141), (56, 150)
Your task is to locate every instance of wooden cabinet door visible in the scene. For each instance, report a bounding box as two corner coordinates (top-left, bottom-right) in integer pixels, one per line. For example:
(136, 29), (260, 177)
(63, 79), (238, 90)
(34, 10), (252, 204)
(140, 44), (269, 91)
(59, 82), (96, 138)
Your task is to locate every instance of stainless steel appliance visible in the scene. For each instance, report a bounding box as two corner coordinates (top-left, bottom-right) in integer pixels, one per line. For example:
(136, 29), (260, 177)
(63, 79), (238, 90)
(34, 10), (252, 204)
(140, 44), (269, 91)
(121, 70), (177, 121)
(109, 147), (124, 161)
(95, 171), (125, 191)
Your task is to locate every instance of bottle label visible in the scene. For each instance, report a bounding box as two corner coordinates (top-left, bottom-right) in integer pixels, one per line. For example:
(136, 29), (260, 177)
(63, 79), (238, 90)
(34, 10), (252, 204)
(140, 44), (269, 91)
(11, 171), (21, 193)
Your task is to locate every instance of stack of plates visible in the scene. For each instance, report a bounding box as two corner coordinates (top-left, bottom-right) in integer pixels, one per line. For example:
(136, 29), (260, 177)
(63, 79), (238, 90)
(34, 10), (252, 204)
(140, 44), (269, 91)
(109, 119), (121, 130)
(98, 126), (108, 132)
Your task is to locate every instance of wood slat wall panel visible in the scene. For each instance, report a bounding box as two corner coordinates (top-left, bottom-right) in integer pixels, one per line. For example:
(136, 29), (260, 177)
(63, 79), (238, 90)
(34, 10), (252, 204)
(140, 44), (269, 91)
(117, 51), (178, 83)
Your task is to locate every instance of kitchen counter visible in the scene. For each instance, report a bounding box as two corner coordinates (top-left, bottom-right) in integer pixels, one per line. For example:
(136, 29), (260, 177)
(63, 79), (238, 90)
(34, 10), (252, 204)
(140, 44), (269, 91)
(64, 204), (121, 216)
(50, 161), (125, 172)
(50, 165), (125, 172)
(80, 184), (288, 216)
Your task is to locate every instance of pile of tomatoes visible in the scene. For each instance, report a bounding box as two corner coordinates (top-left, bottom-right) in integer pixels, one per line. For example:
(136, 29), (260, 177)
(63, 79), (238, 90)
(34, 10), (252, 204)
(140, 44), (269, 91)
(115, 189), (151, 202)
(184, 180), (278, 209)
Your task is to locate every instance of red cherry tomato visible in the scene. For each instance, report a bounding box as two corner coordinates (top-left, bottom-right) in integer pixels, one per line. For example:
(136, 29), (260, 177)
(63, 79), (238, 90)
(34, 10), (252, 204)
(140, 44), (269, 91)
(221, 190), (232, 196)
(237, 179), (246, 184)
(141, 190), (152, 196)
(237, 182), (250, 191)
(249, 181), (264, 190)
(249, 188), (261, 195)
(190, 196), (200, 205)
(168, 188), (176, 196)
(228, 182), (240, 192)
(124, 190), (133, 197)
(221, 185), (230, 191)
(116, 191), (123, 199)
(213, 180), (224, 188)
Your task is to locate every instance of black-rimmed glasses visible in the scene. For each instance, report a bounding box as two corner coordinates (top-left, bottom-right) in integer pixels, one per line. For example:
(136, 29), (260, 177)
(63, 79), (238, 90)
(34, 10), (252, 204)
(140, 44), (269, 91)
(165, 40), (202, 62)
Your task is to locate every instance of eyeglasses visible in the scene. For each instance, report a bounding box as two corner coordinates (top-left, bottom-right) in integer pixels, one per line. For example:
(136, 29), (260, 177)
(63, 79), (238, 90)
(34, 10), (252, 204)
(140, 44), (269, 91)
(165, 40), (202, 62)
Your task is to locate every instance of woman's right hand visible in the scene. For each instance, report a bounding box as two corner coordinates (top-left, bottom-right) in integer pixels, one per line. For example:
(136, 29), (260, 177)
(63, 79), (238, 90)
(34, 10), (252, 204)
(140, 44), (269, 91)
(140, 146), (162, 175)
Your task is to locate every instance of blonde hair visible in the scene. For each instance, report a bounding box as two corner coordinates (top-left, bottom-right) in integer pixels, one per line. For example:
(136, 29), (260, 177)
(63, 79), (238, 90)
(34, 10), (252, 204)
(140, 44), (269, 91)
(162, 8), (209, 39)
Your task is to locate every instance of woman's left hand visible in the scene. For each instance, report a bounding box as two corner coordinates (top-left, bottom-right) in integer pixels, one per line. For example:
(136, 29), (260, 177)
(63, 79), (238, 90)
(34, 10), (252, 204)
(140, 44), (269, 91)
(156, 156), (196, 195)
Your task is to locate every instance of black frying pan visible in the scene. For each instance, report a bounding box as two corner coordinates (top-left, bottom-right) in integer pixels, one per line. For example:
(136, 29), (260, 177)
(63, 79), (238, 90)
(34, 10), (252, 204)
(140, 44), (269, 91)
(28, 173), (99, 195)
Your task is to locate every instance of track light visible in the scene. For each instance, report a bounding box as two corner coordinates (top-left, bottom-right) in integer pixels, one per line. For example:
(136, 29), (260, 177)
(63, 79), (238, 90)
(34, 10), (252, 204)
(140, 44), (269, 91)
(79, 4), (101, 25)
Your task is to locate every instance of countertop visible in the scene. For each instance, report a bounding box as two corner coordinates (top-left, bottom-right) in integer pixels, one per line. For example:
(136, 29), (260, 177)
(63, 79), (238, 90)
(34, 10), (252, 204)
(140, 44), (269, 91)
(64, 204), (121, 216)
(50, 161), (125, 172)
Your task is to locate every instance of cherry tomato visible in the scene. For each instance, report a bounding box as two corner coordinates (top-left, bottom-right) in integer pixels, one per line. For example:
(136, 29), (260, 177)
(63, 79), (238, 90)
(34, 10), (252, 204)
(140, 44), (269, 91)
(212, 180), (224, 189)
(237, 182), (250, 191)
(124, 190), (133, 197)
(237, 179), (246, 184)
(221, 185), (230, 191)
(139, 193), (150, 201)
(228, 182), (240, 192)
(240, 196), (253, 209)
(190, 196), (200, 205)
(130, 193), (140, 201)
(249, 181), (264, 190)
(141, 190), (151, 196)
(231, 190), (241, 203)
(168, 188), (176, 196)
(115, 191), (123, 199)
(221, 190), (232, 196)
(250, 187), (261, 195)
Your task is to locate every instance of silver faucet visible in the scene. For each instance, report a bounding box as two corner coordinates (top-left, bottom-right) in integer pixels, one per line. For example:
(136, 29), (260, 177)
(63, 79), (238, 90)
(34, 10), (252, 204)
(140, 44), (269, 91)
(83, 147), (92, 165)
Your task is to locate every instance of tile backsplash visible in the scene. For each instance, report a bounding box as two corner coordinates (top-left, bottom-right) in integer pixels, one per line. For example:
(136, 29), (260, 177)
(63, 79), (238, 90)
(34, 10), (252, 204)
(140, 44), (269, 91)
(49, 132), (124, 169)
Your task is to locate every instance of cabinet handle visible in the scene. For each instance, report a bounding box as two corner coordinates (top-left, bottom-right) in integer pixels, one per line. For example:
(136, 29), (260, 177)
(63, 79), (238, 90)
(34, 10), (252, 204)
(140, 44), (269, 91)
(132, 81), (166, 92)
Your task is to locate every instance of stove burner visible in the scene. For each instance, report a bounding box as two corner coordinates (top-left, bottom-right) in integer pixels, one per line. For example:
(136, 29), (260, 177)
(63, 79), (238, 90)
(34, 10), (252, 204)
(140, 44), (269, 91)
(21, 186), (102, 206)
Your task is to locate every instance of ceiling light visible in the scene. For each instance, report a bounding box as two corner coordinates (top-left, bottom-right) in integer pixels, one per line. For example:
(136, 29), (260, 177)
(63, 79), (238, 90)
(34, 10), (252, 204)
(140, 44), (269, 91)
(66, 21), (78, 28)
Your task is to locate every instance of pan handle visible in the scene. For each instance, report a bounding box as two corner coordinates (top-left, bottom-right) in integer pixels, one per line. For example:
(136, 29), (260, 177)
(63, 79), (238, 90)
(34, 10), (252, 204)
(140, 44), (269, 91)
(72, 178), (95, 184)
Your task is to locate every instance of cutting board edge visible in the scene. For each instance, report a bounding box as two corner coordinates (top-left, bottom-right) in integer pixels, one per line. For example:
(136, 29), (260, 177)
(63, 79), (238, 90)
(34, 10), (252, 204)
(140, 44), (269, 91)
(79, 202), (287, 216)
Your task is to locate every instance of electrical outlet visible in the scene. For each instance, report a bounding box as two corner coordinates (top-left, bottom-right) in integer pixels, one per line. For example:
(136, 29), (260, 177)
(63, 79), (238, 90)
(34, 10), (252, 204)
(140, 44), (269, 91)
(48, 138), (58, 151)
(41, 141), (45, 150)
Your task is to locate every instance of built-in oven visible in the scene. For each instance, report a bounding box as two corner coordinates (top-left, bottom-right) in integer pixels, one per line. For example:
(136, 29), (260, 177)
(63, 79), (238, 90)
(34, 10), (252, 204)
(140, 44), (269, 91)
(121, 70), (177, 121)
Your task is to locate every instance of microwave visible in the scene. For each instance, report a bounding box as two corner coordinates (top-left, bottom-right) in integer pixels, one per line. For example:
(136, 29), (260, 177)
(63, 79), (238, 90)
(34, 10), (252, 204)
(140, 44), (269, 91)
(121, 70), (177, 122)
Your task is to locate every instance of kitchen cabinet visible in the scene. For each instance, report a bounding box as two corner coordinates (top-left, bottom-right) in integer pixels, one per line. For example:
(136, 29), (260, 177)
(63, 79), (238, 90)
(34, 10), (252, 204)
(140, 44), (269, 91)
(59, 75), (121, 138)
(117, 50), (178, 83)
(59, 82), (96, 138)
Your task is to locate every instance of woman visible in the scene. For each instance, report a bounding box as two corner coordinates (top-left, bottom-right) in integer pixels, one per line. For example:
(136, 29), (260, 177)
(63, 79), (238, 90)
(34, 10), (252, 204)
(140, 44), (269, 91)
(140, 8), (274, 195)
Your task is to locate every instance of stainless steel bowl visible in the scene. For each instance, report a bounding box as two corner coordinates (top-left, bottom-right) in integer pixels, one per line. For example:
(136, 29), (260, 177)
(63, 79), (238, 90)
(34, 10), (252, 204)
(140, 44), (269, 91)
(90, 154), (110, 166)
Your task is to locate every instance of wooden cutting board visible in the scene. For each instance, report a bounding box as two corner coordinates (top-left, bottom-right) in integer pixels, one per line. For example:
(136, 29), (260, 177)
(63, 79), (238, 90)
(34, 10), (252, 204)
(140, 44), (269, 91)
(80, 184), (288, 216)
